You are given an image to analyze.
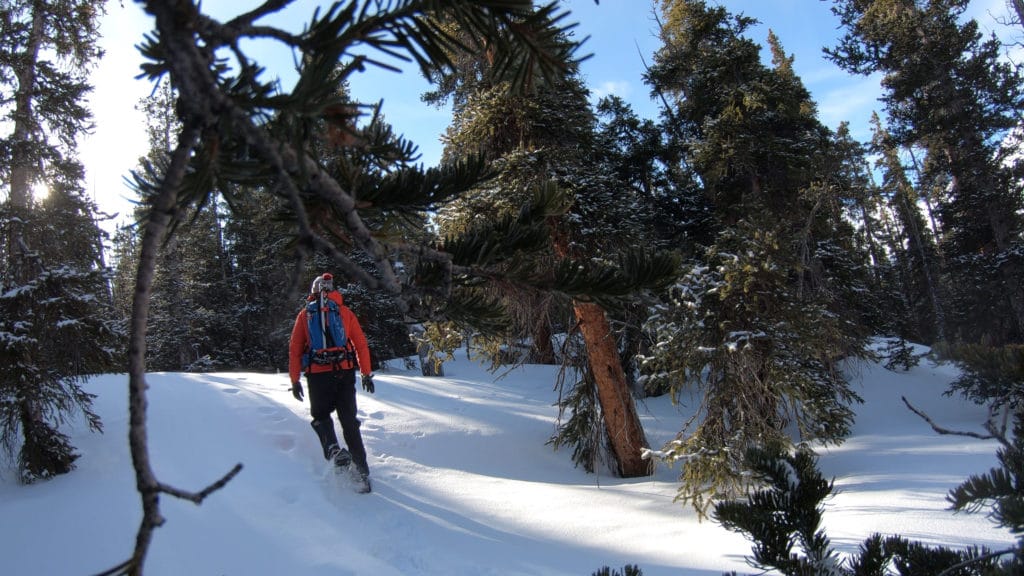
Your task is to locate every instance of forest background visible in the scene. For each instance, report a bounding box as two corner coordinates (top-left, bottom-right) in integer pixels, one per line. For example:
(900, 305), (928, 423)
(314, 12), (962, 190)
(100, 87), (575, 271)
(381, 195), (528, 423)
(2, 1), (1024, 574)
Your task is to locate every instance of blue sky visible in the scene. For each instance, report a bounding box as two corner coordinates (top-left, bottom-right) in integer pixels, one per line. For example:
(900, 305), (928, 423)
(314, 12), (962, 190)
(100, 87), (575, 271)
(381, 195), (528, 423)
(349, 0), (887, 165)
(82, 0), (1013, 223)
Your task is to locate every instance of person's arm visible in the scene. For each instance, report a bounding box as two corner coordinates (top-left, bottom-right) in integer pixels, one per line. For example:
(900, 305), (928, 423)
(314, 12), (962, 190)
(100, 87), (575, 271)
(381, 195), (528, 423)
(288, 310), (307, 383)
(343, 308), (372, 376)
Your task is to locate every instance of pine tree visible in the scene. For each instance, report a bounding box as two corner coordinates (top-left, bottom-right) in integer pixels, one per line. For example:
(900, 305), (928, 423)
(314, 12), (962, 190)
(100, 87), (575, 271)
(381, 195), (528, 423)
(120, 78), (235, 372)
(592, 95), (709, 255)
(871, 116), (947, 344)
(717, 344), (1024, 574)
(828, 0), (1024, 345)
(0, 0), (116, 483)
(219, 189), (303, 371)
(110, 223), (139, 325)
(426, 17), (677, 477)
(827, 122), (892, 337)
(715, 442), (1019, 575)
(642, 0), (870, 514)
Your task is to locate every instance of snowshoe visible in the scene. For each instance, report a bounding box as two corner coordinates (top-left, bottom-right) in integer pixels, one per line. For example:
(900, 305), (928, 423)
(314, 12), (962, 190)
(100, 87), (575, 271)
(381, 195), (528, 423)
(351, 468), (371, 494)
(328, 445), (352, 470)
(326, 445), (369, 493)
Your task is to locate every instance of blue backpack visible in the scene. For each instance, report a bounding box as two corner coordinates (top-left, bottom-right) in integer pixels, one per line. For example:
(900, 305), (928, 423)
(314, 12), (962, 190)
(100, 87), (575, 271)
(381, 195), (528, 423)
(302, 294), (352, 369)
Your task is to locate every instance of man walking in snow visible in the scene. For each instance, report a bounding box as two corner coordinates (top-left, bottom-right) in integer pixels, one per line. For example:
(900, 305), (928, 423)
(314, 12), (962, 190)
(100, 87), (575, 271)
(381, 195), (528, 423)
(289, 272), (375, 493)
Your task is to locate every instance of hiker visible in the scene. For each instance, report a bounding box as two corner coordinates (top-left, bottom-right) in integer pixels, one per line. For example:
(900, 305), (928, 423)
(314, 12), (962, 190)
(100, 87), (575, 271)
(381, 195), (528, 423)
(289, 272), (375, 492)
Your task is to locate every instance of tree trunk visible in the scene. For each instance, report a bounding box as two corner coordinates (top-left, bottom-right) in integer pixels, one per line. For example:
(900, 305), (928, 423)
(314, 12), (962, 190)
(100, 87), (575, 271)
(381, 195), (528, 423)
(7, 0), (44, 279)
(531, 312), (556, 364)
(573, 301), (652, 477)
(8, 1), (43, 214)
(7, 2), (46, 479)
(548, 217), (651, 477)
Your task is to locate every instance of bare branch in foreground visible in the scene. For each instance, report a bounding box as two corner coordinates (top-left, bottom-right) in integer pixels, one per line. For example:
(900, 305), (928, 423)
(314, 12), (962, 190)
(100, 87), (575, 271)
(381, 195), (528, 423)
(901, 395), (995, 440)
(157, 463), (244, 504)
(89, 462), (242, 576)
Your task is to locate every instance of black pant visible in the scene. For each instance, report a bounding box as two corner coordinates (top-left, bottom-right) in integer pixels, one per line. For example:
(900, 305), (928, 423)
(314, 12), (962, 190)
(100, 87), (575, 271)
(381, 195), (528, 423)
(307, 369), (368, 474)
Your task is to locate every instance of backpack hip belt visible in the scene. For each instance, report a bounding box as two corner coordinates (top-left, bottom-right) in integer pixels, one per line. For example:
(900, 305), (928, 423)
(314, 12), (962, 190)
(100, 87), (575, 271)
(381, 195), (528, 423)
(310, 347), (355, 366)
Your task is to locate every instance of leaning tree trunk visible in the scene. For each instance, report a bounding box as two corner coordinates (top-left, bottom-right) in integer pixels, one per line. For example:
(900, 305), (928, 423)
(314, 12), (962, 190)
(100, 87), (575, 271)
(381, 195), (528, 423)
(549, 218), (652, 477)
(572, 301), (652, 477)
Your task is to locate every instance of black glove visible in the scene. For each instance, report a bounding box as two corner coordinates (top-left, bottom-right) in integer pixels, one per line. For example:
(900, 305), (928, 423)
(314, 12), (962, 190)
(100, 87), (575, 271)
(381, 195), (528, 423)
(361, 373), (375, 394)
(291, 381), (304, 401)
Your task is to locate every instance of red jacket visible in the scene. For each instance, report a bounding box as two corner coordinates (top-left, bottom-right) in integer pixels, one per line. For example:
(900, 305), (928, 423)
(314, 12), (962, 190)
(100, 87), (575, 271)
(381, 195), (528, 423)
(288, 290), (372, 383)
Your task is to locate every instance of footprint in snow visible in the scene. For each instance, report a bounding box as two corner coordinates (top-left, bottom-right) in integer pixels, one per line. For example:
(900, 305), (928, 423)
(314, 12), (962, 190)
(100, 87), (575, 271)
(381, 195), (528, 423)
(276, 486), (300, 505)
(256, 407), (287, 423)
(270, 433), (297, 452)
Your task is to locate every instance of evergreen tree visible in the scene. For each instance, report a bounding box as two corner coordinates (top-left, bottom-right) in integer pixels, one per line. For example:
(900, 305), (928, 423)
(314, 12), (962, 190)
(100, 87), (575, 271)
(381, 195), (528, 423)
(827, 122), (892, 337)
(219, 189), (302, 371)
(828, 0), (1024, 345)
(122, 78), (234, 372)
(870, 116), (947, 344)
(426, 16), (676, 477)
(110, 222), (139, 329)
(642, 0), (870, 514)
(719, 345), (1024, 574)
(592, 95), (709, 255)
(590, 94), (710, 401)
(0, 0), (116, 483)
(715, 442), (1020, 575)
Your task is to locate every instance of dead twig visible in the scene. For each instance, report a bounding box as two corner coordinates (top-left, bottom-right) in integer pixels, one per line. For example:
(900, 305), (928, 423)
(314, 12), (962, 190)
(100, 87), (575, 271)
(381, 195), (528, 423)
(157, 463), (244, 504)
(901, 395), (995, 440)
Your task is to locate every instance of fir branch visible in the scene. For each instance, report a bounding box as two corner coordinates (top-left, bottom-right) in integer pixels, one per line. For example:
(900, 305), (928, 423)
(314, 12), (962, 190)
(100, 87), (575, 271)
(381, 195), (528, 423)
(935, 547), (1018, 576)
(947, 467), (1017, 514)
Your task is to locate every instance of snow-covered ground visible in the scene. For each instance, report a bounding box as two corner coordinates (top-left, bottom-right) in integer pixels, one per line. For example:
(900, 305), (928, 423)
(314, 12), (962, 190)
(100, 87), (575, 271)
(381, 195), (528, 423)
(0, 345), (1015, 575)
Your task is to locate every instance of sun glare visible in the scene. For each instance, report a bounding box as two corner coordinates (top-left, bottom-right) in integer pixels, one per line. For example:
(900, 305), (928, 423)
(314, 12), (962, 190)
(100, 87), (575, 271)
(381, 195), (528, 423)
(31, 182), (49, 201)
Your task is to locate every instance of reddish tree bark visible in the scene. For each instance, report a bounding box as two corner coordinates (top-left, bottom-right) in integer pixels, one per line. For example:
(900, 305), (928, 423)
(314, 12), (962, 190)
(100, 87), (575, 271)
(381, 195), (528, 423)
(572, 301), (652, 477)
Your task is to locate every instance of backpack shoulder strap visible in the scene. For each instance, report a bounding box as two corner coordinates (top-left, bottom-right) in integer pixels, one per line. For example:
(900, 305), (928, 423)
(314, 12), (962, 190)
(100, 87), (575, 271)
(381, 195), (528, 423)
(306, 299), (325, 351)
(324, 297), (347, 348)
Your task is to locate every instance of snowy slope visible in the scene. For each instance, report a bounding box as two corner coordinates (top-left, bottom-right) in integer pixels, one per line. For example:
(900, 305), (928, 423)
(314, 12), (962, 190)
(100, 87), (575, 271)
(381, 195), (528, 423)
(0, 348), (1016, 575)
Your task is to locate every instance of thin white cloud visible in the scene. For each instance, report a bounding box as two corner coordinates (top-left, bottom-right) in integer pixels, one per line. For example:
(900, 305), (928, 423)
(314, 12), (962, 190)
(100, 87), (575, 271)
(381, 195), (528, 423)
(590, 80), (633, 101)
(815, 73), (885, 135)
